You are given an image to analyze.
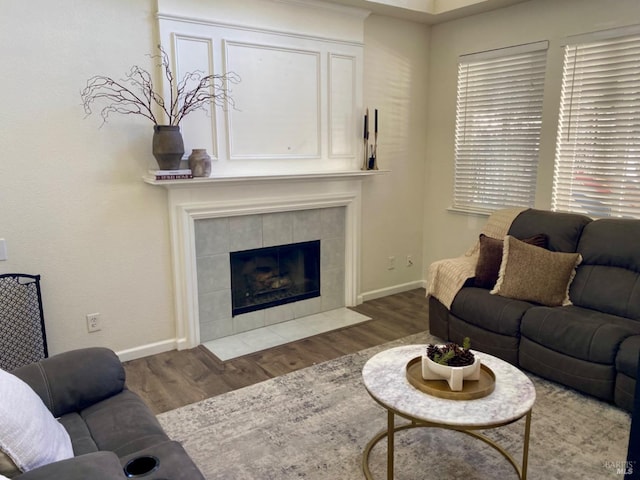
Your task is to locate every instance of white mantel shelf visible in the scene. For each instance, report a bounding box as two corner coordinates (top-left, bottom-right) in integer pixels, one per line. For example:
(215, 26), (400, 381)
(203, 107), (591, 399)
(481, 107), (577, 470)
(143, 170), (389, 188)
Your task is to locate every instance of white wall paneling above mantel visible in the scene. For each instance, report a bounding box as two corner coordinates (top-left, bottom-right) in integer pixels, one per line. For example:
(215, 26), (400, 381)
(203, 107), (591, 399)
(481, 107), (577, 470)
(157, 2), (367, 177)
(224, 40), (322, 160)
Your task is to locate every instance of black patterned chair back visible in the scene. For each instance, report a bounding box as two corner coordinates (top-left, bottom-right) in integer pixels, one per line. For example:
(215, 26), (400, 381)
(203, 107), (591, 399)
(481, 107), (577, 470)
(0, 274), (48, 370)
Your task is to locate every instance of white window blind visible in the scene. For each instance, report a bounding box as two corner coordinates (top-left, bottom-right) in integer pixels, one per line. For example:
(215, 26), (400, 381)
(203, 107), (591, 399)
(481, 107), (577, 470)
(454, 42), (548, 213)
(553, 30), (640, 219)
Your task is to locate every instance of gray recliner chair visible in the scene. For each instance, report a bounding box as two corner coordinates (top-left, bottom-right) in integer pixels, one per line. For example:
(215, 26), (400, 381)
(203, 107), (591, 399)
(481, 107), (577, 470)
(9, 347), (204, 480)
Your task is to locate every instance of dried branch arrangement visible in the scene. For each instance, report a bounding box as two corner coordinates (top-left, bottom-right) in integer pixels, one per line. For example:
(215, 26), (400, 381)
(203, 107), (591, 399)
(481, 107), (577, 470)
(81, 45), (239, 126)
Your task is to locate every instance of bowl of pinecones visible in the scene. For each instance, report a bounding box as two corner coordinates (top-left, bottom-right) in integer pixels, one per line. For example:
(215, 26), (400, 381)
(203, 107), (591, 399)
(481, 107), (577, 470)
(422, 337), (481, 391)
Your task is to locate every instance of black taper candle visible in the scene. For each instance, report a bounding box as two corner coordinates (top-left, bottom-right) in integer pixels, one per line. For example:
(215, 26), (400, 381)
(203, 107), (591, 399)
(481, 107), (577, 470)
(375, 109), (378, 133)
(364, 113), (368, 139)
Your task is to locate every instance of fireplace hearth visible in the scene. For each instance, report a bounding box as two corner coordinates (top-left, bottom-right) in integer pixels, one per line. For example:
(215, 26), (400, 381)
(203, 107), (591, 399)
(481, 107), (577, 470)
(230, 240), (321, 316)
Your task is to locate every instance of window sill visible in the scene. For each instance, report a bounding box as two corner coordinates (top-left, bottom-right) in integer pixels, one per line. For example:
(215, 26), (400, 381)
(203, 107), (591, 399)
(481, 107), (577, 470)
(446, 206), (492, 217)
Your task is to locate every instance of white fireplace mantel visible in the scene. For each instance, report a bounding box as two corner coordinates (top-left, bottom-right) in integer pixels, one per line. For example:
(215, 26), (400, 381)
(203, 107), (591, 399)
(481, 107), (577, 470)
(149, 170), (387, 350)
(143, 169), (387, 188)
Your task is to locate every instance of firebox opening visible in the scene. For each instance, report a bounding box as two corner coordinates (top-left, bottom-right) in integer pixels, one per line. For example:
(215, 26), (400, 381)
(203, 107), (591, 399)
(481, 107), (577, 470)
(230, 240), (321, 316)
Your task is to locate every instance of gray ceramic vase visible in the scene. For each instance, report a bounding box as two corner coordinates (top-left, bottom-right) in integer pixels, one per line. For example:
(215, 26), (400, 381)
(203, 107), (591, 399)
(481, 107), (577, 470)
(152, 125), (184, 170)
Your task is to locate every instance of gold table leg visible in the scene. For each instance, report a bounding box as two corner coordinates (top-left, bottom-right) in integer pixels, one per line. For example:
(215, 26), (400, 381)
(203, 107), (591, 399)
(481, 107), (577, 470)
(387, 410), (394, 480)
(522, 411), (532, 480)
(362, 409), (533, 480)
(362, 413), (414, 480)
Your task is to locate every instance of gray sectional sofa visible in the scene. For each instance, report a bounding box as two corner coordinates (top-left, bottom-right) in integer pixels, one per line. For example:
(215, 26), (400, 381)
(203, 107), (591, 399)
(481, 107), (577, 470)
(9, 347), (204, 479)
(429, 208), (640, 412)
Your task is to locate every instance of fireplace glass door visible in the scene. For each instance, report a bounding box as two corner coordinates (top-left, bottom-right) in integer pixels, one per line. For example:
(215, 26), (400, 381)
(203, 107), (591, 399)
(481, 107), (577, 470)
(230, 240), (320, 316)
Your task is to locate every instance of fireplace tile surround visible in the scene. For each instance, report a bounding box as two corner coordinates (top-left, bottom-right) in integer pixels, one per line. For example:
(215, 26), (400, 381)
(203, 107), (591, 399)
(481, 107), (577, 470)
(195, 207), (346, 342)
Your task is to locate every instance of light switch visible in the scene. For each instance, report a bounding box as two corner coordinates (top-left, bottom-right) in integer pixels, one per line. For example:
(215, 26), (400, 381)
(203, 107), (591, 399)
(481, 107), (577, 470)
(0, 239), (7, 261)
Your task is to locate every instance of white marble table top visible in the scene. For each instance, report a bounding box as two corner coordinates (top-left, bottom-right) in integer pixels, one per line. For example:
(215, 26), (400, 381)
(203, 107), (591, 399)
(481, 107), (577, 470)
(362, 345), (536, 428)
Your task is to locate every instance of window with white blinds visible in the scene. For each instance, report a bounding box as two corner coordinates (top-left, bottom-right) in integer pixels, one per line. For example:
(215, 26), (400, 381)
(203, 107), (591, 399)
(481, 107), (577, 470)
(453, 42), (548, 213)
(552, 29), (640, 219)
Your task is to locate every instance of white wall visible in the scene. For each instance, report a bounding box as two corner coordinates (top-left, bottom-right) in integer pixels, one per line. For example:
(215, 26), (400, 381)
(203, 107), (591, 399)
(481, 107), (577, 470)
(0, 0), (430, 359)
(361, 14), (429, 298)
(158, 0), (367, 42)
(0, 0), (179, 358)
(423, 0), (640, 273)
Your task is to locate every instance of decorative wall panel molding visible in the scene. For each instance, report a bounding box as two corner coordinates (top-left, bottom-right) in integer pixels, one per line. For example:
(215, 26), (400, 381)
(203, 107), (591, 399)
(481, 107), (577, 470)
(157, 8), (364, 176)
(174, 35), (218, 159)
(224, 41), (321, 159)
(329, 54), (356, 158)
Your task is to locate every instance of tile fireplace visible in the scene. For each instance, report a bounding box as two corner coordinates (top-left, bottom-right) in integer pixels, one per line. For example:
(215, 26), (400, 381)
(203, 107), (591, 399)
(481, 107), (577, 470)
(150, 172), (374, 351)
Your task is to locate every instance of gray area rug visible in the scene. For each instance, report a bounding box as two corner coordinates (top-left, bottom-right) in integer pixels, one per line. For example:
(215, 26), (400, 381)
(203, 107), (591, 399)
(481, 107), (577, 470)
(158, 332), (631, 479)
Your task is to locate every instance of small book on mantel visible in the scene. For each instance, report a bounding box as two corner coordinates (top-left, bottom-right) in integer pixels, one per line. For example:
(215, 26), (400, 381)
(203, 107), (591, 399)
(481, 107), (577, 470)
(148, 169), (193, 180)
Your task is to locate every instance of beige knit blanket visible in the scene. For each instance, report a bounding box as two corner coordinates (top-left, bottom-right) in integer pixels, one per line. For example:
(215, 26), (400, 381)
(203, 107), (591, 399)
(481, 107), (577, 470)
(426, 207), (526, 308)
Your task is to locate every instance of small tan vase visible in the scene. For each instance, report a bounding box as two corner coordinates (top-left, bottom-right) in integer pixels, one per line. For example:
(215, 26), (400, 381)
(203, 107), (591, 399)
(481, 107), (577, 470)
(188, 149), (212, 177)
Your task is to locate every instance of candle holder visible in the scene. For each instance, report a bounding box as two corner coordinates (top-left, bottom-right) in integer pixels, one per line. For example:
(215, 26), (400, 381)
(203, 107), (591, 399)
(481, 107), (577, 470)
(371, 133), (378, 170)
(361, 108), (379, 170)
(362, 109), (370, 170)
(361, 137), (369, 170)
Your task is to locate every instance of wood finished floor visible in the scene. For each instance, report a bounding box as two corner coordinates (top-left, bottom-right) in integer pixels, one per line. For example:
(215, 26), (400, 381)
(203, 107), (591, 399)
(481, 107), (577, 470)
(123, 288), (429, 414)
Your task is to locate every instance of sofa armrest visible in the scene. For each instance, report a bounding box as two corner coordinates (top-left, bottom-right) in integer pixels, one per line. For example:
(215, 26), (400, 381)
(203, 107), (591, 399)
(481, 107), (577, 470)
(11, 347), (126, 417)
(14, 451), (126, 480)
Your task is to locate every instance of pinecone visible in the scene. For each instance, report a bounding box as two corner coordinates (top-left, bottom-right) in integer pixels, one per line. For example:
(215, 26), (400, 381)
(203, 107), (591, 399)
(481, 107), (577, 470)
(426, 339), (475, 366)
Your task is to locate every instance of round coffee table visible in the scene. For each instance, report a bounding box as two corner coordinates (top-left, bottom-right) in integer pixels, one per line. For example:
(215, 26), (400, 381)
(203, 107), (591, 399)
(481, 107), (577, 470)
(361, 345), (536, 480)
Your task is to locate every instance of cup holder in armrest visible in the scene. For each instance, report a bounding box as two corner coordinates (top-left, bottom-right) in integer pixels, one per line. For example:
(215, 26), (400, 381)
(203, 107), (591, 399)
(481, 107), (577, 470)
(124, 455), (160, 478)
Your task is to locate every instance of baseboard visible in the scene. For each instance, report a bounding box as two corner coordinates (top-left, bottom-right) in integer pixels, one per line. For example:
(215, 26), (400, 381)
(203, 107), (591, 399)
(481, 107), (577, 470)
(359, 280), (425, 303)
(115, 338), (178, 362)
(119, 283), (428, 361)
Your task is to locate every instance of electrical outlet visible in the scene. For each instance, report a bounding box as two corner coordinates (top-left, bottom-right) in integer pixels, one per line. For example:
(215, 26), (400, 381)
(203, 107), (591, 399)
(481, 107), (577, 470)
(406, 255), (414, 267)
(86, 313), (101, 333)
(388, 256), (396, 270)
